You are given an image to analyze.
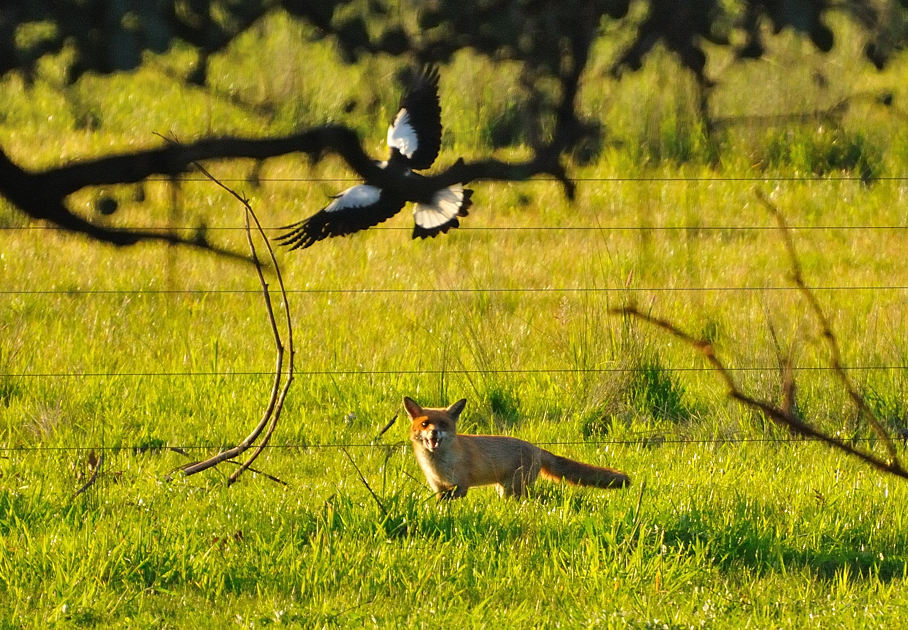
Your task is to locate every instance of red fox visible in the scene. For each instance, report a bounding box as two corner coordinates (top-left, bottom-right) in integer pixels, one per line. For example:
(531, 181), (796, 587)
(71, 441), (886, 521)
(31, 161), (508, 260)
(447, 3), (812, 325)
(405, 397), (631, 499)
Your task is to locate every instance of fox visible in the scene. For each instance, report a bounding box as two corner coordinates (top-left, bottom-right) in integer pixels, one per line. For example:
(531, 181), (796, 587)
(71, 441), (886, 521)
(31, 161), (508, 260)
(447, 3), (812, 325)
(405, 396), (631, 499)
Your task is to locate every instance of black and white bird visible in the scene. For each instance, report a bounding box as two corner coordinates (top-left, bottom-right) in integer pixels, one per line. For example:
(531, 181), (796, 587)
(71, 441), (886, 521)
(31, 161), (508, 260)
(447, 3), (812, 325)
(276, 66), (473, 250)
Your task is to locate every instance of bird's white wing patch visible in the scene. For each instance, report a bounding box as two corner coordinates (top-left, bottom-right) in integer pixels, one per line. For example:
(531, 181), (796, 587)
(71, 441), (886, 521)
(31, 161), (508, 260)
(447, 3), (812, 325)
(326, 185), (382, 212)
(387, 109), (418, 158)
(413, 184), (465, 229)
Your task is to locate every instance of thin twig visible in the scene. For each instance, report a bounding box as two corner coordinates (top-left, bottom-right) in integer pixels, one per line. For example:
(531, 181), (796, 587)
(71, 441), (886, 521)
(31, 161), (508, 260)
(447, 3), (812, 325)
(222, 460), (288, 486)
(341, 447), (387, 516)
(166, 447), (287, 486)
(376, 413), (398, 438)
(166, 155), (293, 484)
(400, 469), (427, 488)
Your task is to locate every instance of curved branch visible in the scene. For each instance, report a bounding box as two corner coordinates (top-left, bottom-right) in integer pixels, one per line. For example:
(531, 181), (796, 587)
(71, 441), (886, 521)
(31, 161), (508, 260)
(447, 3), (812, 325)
(175, 162), (294, 483)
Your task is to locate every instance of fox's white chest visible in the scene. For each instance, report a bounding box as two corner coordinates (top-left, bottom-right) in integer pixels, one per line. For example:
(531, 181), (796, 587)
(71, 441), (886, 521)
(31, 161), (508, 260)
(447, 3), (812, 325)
(414, 446), (460, 491)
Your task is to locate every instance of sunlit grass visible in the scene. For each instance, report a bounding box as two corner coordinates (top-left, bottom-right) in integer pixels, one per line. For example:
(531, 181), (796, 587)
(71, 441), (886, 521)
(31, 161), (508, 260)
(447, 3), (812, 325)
(1, 10), (908, 628)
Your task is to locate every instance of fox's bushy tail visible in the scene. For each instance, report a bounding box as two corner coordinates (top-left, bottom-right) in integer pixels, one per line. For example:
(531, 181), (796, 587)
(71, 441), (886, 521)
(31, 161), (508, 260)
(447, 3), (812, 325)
(539, 450), (631, 489)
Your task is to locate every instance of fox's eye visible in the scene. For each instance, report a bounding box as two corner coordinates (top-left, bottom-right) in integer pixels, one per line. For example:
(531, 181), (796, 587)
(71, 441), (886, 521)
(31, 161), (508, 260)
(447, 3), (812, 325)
(421, 421), (429, 428)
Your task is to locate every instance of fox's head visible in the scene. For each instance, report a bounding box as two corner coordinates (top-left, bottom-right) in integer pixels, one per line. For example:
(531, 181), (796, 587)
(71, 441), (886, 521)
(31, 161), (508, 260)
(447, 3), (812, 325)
(404, 397), (466, 453)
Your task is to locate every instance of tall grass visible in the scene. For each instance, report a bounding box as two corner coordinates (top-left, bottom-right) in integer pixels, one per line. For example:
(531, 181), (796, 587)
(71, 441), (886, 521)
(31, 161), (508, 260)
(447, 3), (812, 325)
(1, 10), (908, 627)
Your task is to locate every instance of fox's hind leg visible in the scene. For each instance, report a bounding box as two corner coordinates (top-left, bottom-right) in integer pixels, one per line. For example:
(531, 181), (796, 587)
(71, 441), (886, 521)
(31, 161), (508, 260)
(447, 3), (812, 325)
(499, 461), (541, 499)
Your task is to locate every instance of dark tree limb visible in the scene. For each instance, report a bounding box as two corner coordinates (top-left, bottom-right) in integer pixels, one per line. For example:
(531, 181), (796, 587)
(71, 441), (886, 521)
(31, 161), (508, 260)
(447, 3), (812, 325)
(0, 148), (248, 258)
(431, 152), (575, 200)
(0, 122), (577, 252)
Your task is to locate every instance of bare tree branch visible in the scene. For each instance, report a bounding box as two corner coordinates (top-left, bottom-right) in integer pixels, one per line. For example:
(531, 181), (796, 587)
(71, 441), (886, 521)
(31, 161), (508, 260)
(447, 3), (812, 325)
(612, 305), (908, 481)
(226, 190), (295, 487)
(169, 160), (294, 484)
(755, 190), (901, 466)
(0, 123), (576, 253)
(610, 191), (907, 481)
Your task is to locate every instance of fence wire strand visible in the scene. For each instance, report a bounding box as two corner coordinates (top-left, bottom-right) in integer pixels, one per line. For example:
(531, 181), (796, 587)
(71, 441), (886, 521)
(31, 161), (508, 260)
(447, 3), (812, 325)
(2, 435), (905, 453)
(3, 175), (907, 463)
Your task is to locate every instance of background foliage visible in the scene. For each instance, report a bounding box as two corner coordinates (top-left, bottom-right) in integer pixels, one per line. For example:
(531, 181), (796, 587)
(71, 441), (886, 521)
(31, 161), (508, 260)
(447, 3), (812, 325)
(2, 2), (908, 628)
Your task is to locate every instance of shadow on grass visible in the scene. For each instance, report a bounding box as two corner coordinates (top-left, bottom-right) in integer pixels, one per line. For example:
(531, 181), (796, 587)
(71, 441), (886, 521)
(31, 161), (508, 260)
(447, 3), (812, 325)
(660, 506), (908, 582)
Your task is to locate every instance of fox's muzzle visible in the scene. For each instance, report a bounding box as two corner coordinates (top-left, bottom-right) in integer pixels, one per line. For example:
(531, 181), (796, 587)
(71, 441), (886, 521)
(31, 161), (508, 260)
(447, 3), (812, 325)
(422, 430), (443, 452)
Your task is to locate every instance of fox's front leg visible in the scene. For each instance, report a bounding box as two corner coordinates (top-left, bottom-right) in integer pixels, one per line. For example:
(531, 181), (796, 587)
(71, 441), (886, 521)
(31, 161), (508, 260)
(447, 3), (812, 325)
(437, 485), (469, 500)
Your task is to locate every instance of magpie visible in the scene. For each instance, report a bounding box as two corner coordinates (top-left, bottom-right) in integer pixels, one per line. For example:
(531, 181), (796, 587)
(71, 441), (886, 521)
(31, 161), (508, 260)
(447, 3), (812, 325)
(276, 66), (473, 250)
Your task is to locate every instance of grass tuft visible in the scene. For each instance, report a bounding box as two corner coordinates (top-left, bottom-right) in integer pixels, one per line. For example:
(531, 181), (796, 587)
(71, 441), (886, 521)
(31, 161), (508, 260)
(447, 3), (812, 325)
(761, 128), (883, 182)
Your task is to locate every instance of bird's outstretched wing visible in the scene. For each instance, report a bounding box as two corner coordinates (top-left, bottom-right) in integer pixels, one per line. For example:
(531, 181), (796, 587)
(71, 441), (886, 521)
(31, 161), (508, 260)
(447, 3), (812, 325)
(387, 66), (442, 171)
(275, 185), (406, 250)
(412, 185), (473, 239)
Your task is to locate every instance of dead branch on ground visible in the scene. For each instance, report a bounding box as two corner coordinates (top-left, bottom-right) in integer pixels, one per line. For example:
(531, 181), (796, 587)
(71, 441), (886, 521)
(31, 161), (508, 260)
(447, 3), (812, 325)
(72, 450), (104, 500)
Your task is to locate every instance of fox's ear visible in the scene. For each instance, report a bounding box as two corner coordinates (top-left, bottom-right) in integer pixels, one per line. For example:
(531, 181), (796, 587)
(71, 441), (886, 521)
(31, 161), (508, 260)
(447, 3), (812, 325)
(403, 397), (423, 418)
(447, 398), (467, 420)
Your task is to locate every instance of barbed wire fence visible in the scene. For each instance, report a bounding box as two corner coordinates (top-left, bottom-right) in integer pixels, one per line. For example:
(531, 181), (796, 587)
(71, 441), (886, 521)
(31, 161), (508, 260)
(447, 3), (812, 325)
(3, 173), (908, 494)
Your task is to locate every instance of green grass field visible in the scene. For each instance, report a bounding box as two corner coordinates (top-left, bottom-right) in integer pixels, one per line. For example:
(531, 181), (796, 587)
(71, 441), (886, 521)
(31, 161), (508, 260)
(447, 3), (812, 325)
(2, 13), (908, 628)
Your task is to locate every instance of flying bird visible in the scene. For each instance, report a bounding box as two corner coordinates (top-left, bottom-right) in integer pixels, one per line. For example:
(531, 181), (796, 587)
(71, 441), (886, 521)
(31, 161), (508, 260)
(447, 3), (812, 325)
(276, 66), (473, 250)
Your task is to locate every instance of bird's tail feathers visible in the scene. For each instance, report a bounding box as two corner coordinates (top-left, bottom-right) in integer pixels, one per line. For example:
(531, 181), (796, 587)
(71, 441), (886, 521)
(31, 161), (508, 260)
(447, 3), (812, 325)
(412, 185), (473, 239)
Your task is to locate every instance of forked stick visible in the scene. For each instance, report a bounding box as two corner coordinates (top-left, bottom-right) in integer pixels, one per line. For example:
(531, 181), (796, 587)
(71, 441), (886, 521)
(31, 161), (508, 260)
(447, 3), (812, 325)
(170, 160), (294, 484)
(755, 190), (900, 465)
(611, 191), (907, 481)
(226, 202), (295, 486)
(613, 306), (908, 480)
